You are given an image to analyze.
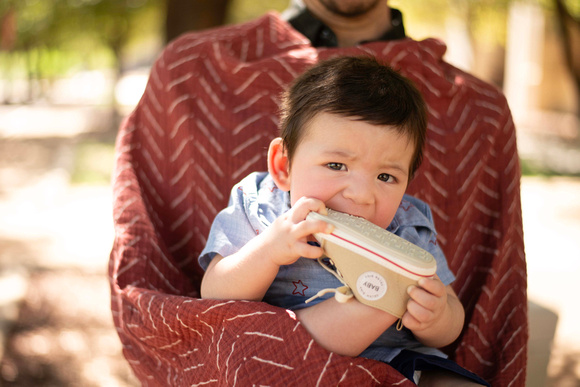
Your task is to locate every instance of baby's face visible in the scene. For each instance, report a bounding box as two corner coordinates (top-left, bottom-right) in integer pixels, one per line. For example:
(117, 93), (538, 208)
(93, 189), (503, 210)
(288, 112), (414, 229)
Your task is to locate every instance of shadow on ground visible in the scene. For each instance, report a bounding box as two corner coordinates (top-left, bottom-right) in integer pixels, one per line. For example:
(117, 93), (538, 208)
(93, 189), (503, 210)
(546, 349), (580, 387)
(0, 107), (137, 386)
(0, 269), (138, 386)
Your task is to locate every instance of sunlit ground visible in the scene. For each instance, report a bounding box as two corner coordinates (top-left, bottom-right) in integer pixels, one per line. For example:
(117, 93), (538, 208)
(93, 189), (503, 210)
(523, 178), (580, 387)
(0, 182), (137, 385)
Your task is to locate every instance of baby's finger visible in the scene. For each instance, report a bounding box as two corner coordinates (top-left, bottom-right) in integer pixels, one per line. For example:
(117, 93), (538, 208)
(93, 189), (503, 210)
(290, 197), (327, 222)
(294, 217), (334, 238)
(407, 285), (438, 311)
(297, 242), (326, 259)
(407, 300), (433, 323)
(401, 311), (421, 331)
(417, 276), (445, 297)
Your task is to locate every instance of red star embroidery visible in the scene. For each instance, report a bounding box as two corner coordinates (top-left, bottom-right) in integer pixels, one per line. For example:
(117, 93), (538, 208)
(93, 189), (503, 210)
(400, 200), (413, 211)
(292, 280), (308, 296)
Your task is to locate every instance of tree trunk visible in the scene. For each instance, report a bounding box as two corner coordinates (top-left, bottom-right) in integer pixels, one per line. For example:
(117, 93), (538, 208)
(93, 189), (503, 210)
(165, 0), (230, 43)
(554, 0), (580, 113)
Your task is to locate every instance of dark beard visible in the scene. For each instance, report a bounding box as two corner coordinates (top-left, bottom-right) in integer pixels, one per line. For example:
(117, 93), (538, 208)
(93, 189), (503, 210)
(319, 0), (382, 17)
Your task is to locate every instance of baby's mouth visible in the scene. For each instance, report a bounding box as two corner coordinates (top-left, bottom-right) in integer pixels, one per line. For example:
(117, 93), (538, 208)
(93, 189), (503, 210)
(326, 207), (367, 221)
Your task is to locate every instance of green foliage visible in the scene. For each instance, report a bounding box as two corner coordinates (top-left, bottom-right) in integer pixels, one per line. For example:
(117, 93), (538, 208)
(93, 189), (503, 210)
(390, 0), (510, 45)
(390, 0), (579, 47)
(2, 0), (576, 101)
(226, 0), (290, 24)
(566, 0), (580, 17)
(538, 0), (580, 17)
(0, 0), (163, 82)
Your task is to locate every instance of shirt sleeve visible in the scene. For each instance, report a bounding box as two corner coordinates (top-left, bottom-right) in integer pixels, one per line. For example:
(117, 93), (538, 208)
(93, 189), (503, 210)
(392, 196), (455, 286)
(198, 183), (256, 271)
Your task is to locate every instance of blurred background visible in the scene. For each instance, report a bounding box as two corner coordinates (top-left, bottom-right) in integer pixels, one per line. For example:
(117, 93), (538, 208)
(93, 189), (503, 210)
(0, 0), (578, 386)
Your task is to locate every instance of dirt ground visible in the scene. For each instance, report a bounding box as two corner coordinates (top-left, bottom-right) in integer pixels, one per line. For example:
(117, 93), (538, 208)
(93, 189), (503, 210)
(0, 127), (139, 386)
(0, 269), (139, 386)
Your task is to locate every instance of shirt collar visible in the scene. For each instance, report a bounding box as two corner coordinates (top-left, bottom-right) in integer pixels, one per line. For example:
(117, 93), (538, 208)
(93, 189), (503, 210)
(287, 7), (406, 47)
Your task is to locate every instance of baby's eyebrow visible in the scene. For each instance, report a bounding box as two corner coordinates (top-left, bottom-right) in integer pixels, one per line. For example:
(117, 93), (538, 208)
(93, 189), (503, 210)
(377, 162), (410, 179)
(386, 164), (409, 176)
(319, 149), (355, 159)
(379, 162), (408, 173)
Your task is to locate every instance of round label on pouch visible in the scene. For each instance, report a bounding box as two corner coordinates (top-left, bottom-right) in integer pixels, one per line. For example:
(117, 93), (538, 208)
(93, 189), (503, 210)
(356, 271), (387, 301)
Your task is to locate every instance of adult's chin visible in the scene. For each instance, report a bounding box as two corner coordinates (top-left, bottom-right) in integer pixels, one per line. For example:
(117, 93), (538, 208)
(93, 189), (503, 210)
(318, 0), (382, 18)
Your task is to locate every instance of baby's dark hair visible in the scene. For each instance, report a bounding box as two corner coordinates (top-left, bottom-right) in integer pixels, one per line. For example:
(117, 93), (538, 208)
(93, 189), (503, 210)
(279, 56), (427, 178)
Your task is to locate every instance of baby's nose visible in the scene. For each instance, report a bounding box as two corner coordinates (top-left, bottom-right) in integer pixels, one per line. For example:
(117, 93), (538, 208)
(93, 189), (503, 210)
(343, 177), (374, 204)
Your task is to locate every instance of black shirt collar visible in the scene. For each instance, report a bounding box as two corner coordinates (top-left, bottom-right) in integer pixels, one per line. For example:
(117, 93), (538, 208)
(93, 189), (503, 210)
(287, 7), (405, 47)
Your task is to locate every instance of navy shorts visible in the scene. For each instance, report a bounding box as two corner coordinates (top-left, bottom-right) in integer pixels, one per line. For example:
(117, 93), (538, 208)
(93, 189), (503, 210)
(388, 349), (490, 386)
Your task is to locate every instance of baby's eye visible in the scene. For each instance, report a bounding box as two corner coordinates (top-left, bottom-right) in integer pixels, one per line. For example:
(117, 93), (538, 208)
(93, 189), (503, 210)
(327, 162), (346, 171)
(378, 173), (395, 183)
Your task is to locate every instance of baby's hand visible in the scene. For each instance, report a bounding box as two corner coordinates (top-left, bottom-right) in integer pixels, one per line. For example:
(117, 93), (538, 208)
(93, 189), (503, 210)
(402, 276), (447, 332)
(265, 196), (334, 267)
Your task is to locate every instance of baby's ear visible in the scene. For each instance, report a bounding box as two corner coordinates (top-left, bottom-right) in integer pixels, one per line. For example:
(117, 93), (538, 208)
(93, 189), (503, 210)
(267, 137), (290, 191)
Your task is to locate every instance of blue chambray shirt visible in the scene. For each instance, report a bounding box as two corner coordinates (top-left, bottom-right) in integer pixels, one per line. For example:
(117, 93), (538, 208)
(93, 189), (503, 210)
(199, 172), (455, 363)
